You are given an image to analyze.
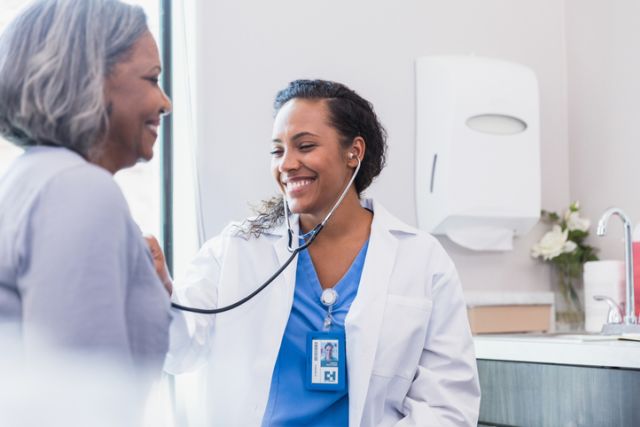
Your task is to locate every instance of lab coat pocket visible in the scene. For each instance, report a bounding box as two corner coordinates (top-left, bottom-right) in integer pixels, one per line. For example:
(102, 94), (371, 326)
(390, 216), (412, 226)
(371, 294), (433, 379)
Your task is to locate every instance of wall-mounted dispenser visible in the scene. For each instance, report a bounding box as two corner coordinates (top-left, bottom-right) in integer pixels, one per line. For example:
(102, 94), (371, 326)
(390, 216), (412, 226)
(415, 55), (540, 251)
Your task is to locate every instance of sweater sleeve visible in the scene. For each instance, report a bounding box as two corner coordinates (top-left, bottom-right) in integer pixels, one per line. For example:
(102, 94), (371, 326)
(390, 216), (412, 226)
(18, 165), (134, 364)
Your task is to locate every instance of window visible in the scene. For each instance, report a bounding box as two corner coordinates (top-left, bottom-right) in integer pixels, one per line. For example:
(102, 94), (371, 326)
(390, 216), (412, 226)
(168, 0), (201, 278)
(120, 0), (201, 280)
(114, 0), (163, 239)
(165, 1), (204, 425)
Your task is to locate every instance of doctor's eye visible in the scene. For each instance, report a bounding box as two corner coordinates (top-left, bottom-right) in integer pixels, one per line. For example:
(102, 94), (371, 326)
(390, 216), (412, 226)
(270, 148), (284, 157)
(299, 143), (316, 151)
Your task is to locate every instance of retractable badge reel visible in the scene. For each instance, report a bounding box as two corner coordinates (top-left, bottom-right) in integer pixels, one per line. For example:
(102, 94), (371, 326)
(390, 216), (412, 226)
(305, 288), (346, 391)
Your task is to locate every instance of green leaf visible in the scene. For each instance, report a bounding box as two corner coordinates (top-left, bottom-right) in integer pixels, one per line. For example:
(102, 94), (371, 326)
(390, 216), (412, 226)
(569, 230), (588, 241)
(570, 201), (580, 212)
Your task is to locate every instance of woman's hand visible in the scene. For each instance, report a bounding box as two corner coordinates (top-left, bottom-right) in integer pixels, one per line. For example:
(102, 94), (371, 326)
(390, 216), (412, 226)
(144, 235), (173, 295)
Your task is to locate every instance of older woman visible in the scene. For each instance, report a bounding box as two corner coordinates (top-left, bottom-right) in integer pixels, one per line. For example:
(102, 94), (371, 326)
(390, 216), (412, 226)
(0, 0), (172, 372)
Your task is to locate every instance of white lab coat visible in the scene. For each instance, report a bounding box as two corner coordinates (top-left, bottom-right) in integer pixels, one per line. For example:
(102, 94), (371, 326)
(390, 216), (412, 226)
(165, 199), (480, 427)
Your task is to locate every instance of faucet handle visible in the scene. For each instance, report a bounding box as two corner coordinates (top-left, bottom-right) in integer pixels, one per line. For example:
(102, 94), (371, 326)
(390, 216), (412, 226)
(594, 295), (623, 324)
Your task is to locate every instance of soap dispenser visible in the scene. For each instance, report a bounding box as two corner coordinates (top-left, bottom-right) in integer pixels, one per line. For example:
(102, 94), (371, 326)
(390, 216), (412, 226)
(414, 55), (541, 251)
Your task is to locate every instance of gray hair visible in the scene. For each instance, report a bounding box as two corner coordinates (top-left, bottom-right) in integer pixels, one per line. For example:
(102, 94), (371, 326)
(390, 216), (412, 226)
(0, 0), (148, 156)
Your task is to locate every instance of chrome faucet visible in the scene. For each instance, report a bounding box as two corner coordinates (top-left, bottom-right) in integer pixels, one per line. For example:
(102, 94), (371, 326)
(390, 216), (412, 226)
(596, 207), (639, 332)
(593, 295), (623, 324)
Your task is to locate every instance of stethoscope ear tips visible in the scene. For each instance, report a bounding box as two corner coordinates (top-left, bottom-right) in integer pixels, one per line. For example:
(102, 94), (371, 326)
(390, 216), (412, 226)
(348, 153), (361, 167)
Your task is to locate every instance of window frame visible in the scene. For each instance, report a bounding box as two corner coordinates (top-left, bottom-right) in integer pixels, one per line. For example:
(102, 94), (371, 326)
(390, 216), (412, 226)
(160, 0), (174, 275)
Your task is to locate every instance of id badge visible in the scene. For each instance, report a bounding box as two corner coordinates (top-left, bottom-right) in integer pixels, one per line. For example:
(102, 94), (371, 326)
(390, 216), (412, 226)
(305, 331), (346, 391)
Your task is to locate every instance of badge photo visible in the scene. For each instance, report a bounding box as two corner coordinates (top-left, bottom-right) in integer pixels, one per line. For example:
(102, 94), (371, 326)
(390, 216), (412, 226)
(305, 331), (346, 391)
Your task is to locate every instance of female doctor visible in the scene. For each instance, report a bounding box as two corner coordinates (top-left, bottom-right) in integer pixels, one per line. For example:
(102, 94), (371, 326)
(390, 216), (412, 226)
(163, 79), (480, 426)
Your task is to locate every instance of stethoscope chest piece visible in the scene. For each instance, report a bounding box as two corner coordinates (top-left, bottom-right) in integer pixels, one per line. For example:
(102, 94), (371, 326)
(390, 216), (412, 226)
(321, 288), (338, 307)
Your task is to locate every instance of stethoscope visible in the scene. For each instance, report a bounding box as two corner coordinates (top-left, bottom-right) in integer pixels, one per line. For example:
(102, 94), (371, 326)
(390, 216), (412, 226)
(170, 155), (362, 315)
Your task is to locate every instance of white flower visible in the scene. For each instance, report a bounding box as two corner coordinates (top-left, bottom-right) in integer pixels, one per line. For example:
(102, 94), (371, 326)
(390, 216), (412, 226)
(531, 225), (576, 260)
(564, 211), (590, 232)
(563, 240), (577, 253)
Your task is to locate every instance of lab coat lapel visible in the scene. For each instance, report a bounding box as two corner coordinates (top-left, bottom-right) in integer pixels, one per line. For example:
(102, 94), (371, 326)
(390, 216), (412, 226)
(346, 203), (399, 427)
(271, 219), (299, 301)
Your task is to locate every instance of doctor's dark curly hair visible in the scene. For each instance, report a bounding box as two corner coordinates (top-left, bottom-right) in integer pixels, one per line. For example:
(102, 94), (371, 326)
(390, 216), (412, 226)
(241, 79), (388, 238)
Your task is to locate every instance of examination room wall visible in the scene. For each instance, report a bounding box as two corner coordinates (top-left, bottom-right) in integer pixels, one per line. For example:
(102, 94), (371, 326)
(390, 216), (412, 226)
(190, 0), (570, 292)
(565, 0), (640, 261)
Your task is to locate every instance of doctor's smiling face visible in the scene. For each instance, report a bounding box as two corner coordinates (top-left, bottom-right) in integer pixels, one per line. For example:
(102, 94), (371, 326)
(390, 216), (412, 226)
(271, 99), (359, 219)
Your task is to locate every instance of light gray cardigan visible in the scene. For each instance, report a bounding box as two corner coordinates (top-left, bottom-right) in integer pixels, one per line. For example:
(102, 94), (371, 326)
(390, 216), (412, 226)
(0, 146), (171, 371)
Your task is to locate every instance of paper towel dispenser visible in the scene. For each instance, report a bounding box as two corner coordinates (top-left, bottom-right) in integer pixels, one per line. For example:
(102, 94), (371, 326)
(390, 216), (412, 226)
(415, 55), (541, 251)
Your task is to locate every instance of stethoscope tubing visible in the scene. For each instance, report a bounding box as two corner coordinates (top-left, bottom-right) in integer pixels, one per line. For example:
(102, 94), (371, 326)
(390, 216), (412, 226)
(171, 246), (299, 314)
(170, 223), (324, 314)
(171, 157), (360, 315)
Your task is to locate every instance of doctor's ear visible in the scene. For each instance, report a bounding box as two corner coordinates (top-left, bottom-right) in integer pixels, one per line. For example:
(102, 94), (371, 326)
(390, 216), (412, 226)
(346, 151), (360, 168)
(346, 136), (365, 167)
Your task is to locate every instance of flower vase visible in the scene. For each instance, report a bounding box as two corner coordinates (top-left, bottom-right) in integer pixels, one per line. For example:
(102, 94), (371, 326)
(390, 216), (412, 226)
(552, 264), (585, 332)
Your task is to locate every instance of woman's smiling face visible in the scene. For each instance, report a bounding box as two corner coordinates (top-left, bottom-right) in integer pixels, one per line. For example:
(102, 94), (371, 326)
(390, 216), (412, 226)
(271, 98), (354, 218)
(102, 30), (172, 172)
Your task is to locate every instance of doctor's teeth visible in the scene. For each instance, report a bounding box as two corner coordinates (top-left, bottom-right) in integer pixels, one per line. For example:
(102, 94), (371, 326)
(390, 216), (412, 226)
(288, 179), (312, 190)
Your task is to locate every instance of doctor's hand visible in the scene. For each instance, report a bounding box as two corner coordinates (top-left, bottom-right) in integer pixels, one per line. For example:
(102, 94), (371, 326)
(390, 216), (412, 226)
(144, 235), (173, 295)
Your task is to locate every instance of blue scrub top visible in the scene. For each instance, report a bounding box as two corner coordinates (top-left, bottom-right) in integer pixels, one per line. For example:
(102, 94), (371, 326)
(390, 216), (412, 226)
(261, 240), (369, 427)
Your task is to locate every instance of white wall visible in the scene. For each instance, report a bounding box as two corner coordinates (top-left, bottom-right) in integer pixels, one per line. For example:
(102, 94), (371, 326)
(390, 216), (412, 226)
(191, 0), (571, 291)
(565, 0), (640, 262)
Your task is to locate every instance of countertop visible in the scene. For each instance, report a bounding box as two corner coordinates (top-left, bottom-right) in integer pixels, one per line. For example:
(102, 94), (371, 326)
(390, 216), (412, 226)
(474, 333), (640, 369)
